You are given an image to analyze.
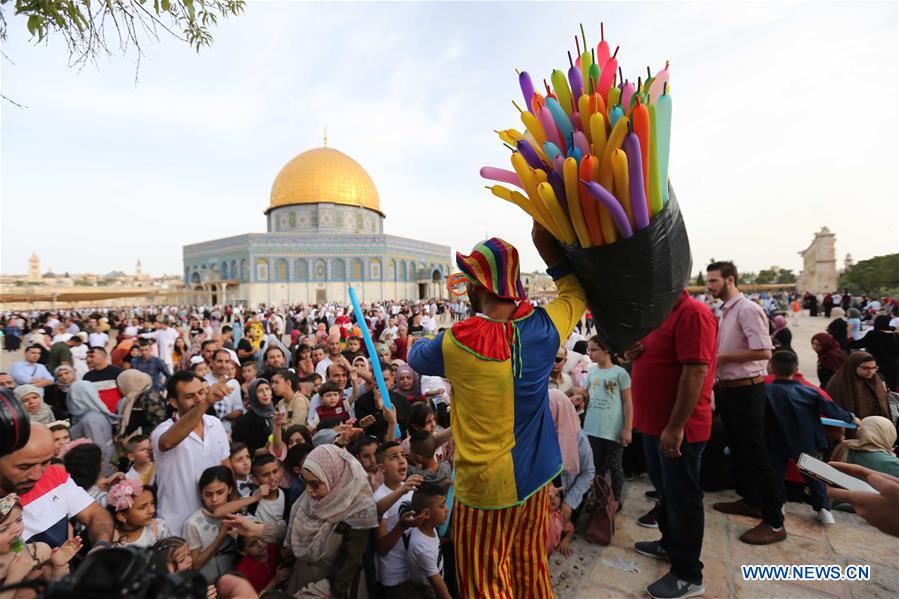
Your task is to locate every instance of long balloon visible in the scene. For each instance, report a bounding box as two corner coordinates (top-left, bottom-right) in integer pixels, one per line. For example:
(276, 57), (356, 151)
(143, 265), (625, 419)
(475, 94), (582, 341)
(620, 81), (636, 114)
(589, 112), (607, 158)
(622, 132), (650, 229)
(488, 184), (552, 231)
(479, 166), (523, 188)
(543, 141), (562, 161)
(563, 157), (591, 247)
(631, 98), (651, 199)
(610, 148), (634, 227)
(550, 69), (574, 116)
(573, 131), (591, 157)
(656, 87), (673, 205)
(648, 61), (670, 104)
(580, 179), (633, 239)
(537, 106), (564, 150)
(511, 152), (560, 238)
(519, 71), (536, 115)
(521, 110), (547, 148)
(578, 154), (604, 245)
(545, 98), (575, 152)
(348, 287), (400, 437)
(568, 64), (584, 104)
(597, 46), (619, 100)
(516, 139), (545, 170)
(646, 101), (663, 215)
(596, 23), (610, 66)
(537, 182), (577, 245)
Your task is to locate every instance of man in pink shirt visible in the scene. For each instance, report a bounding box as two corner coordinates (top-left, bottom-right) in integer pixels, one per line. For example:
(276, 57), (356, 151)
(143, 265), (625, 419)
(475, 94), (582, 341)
(705, 262), (782, 545)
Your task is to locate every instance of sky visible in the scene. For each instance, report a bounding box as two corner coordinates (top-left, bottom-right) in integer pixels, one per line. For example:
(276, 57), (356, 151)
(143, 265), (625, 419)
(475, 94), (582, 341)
(2, 1), (898, 278)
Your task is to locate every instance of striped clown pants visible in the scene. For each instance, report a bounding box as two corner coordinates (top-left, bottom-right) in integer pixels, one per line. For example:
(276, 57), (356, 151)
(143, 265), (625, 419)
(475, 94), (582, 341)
(452, 484), (552, 598)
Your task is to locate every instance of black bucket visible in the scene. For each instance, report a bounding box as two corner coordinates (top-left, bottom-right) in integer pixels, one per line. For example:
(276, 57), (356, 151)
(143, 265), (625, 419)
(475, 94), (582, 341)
(561, 183), (692, 353)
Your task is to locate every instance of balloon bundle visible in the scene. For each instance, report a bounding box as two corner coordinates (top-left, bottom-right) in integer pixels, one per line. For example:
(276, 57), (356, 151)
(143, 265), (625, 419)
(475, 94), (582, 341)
(481, 23), (673, 249)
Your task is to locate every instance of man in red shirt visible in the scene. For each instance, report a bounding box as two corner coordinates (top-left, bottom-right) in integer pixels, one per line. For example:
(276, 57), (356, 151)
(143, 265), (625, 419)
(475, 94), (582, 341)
(627, 291), (718, 599)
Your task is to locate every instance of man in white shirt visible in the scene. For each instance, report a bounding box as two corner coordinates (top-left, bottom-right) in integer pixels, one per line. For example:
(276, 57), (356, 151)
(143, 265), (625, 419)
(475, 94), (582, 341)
(141, 321), (180, 371)
(204, 349), (245, 434)
(151, 371), (231, 535)
(87, 330), (109, 349)
(314, 334), (342, 379)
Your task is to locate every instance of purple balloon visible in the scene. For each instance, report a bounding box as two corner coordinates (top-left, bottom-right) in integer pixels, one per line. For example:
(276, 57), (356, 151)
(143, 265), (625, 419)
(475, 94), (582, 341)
(519, 71), (536, 114)
(579, 179), (634, 239)
(547, 170), (569, 217)
(571, 112), (583, 133)
(622, 133), (650, 230)
(568, 65), (584, 102)
(516, 139), (545, 171)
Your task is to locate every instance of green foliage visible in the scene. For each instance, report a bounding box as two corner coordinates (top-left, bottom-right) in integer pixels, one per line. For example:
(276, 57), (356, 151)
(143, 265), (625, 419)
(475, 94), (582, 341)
(775, 269), (796, 284)
(755, 269), (777, 284)
(839, 253), (899, 294)
(694, 271), (704, 286)
(0, 0), (245, 65)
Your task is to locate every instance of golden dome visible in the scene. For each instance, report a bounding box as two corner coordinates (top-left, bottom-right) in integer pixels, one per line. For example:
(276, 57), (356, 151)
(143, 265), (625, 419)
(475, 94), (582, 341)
(267, 146), (382, 216)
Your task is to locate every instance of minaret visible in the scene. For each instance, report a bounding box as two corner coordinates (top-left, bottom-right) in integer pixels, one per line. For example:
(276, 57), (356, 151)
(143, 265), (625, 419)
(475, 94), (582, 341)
(844, 254), (853, 271)
(27, 252), (40, 282)
(136, 258), (144, 279)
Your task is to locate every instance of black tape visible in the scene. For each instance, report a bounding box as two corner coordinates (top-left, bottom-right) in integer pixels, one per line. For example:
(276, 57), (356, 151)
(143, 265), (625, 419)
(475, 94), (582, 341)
(561, 184), (692, 353)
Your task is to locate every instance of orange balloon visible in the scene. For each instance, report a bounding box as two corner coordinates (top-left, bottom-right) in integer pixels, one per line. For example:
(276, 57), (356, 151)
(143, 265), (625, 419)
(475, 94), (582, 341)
(632, 99), (651, 210)
(578, 154), (604, 246)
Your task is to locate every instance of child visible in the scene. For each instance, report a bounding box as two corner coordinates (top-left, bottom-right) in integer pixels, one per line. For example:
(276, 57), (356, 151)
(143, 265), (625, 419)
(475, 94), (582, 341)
(405, 484), (451, 599)
(584, 335), (632, 505)
(236, 533), (289, 594)
(765, 350), (858, 525)
(315, 381), (349, 423)
(408, 431), (452, 487)
(229, 443), (256, 498)
(182, 466), (241, 583)
(351, 437), (384, 491)
(48, 420), (71, 457)
(402, 403), (452, 465)
(284, 443), (314, 507)
(108, 480), (170, 547)
(0, 495), (82, 587)
(372, 441), (423, 594)
(546, 485), (574, 555)
(249, 455), (287, 525)
(190, 356), (210, 379)
(61, 440), (124, 508)
(153, 536), (193, 573)
(124, 434), (156, 486)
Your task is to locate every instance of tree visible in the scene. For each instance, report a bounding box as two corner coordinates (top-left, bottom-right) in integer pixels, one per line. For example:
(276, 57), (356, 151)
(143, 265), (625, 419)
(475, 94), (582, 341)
(755, 269), (777, 285)
(0, 0), (244, 68)
(775, 269), (796, 284)
(694, 271), (704, 286)
(839, 253), (899, 294)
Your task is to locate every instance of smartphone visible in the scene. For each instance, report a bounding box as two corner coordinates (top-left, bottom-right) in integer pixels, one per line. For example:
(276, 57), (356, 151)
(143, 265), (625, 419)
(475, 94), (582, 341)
(796, 453), (880, 494)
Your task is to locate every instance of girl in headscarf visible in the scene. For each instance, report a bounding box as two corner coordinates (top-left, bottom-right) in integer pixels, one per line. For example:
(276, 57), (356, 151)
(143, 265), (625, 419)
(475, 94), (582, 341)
(811, 333), (845, 388)
(231, 379), (275, 455)
(850, 314), (899, 391)
(548, 389), (595, 555)
(288, 444), (378, 598)
(66, 380), (118, 474)
(825, 352), (889, 428)
(831, 416), (899, 477)
(14, 384), (55, 425)
(44, 364), (75, 419)
(394, 364), (422, 404)
(116, 369), (157, 436)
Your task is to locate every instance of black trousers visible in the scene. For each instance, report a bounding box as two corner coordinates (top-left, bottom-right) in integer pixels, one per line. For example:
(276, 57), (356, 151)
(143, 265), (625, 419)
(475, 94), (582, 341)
(716, 382), (784, 528)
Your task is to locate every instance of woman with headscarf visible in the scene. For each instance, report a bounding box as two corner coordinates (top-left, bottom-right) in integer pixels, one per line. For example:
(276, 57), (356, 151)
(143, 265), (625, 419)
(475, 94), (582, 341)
(14, 384), (55, 425)
(393, 364), (423, 406)
(548, 389), (595, 554)
(850, 315), (899, 391)
(831, 416), (899, 477)
(811, 333), (845, 388)
(232, 379), (275, 455)
(116, 369), (160, 436)
(770, 315), (793, 353)
(288, 443), (378, 597)
(826, 307), (849, 353)
(44, 364), (75, 419)
(66, 380), (119, 474)
(825, 352), (890, 432)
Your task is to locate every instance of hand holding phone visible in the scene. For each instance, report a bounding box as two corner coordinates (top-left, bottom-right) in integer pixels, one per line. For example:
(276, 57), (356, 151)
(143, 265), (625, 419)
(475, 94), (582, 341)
(797, 453), (880, 494)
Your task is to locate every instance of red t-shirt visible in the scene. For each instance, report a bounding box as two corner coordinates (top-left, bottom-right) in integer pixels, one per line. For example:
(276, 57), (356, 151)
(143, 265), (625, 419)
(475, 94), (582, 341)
(236, 543), (279, 593)
(632, 292), (718, 443)
(316, 403), (350, 423)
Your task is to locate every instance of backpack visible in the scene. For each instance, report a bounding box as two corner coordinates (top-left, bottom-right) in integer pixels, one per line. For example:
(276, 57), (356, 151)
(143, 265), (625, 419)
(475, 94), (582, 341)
(584, 474), (617, 546)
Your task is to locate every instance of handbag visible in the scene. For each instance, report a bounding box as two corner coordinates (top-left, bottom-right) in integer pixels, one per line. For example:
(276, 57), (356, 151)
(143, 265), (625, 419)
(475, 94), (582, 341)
(584, 474), (618, 546)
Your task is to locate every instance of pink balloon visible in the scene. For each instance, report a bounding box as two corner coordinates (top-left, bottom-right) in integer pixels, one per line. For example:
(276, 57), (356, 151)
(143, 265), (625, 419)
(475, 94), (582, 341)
(479, 166), (523, 188)
(573, 131), (590, 157)
(649, 63), (670, 104)
(538, 106), (565, 151)
(620, 81), (636, 111)
(553, 155), (565, 177)
(571, 111), (583, 133)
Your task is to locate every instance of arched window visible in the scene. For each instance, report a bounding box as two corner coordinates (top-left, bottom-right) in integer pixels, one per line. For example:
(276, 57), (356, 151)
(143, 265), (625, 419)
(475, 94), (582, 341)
(240, 259), (248, 282)
(370, 258), (382, 281)
(190, 271), (201, 284)
(230, 260), (237, 280)
(399, 260), (407, 281)
(313, 259), (327, 281)
(276, 259), (288, 281)
(332, 258), (346, 280)
(295, 259), (308, 281)
(351, 258), (364, 281)
(389, 259), (396, 281)
(255, 258), (269, 282)
(409, 261), (417, 280)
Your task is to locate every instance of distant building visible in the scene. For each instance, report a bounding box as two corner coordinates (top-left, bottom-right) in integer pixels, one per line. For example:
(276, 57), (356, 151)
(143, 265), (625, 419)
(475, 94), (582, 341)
(27, 252), (41, 282)
(182, 141), (451, 306)
(797, 227), (837, 293)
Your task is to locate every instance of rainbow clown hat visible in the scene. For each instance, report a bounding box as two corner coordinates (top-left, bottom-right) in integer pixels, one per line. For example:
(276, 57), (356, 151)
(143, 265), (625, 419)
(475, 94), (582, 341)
(455, 238), (527, 301)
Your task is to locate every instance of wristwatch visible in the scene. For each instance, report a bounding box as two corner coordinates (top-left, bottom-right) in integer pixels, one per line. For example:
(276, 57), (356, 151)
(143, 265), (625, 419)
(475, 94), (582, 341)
(93, 540), (113, 550)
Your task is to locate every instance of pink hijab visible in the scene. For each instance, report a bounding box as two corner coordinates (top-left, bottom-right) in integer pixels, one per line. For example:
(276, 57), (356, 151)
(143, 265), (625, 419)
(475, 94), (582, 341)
(548, 388), (581, 475)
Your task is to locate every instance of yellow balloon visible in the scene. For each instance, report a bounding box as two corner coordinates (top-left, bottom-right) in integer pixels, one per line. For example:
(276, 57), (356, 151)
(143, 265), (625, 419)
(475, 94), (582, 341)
(537, 182), (577, 245)
(589, 112), (608, 159)
(578, 94), (593, 144)
(488, 185), (555, 234)
(611, 148), (634, 228)
(521, 111), (547, 148)
(595, 116), (630, 244)
(580, 51), (593, 97)
(551, 70), (574, 117)
(510, 153), (560, 239)
(607, 86), (621, 109)
(563, 157), (592, 247)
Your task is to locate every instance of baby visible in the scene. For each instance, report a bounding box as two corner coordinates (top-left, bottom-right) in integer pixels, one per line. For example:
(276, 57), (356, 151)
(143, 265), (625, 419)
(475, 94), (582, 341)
(546, 485), (574, 556)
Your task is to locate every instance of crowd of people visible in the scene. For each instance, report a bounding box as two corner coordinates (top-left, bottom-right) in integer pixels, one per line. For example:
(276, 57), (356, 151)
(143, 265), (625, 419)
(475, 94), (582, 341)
(0, 256), (897, 599)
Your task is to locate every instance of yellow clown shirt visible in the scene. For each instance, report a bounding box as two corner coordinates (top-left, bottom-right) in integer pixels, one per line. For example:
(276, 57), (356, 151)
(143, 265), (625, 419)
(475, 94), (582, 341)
(409, 267), (586, 509)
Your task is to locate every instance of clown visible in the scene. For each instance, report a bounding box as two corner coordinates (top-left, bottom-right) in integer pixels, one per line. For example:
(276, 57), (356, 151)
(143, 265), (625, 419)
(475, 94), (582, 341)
(410, 224), (585, 598)
(246, 320), (265, 351)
